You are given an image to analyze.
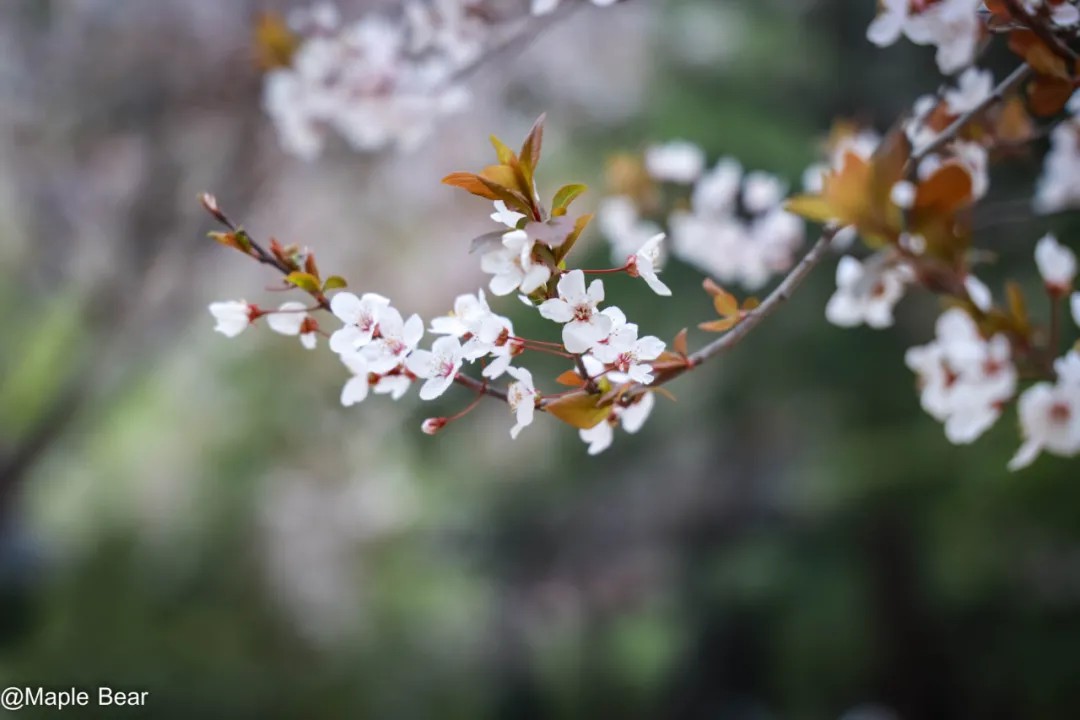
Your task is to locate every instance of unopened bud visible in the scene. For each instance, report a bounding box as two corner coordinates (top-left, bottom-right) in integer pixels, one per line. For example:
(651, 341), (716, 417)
(421, 417), (448, 435)
(200, 193), (229, 225)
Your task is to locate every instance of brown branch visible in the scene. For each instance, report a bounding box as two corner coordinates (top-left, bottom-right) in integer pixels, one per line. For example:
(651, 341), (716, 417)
(615, 227), (838, 400)
(454, 372), (508, 402)
(687, 230), (837, 367)
(911, 63), (1032, 164)
(1002, 0), (1079, 64)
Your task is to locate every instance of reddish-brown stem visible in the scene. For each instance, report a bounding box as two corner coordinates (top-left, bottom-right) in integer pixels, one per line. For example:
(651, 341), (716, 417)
(580, 264), (630, 275)
(448, 383), (489, 422)
(454, 373), (508, 402)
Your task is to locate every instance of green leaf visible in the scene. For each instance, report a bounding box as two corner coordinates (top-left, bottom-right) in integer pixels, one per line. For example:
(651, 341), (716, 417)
(285, 272), (320, 294)
(552, 184), (587, 213)
(322, 275), (347, 291)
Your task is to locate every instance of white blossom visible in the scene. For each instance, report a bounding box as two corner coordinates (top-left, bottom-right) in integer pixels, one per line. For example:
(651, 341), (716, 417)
(964, 274), (993, 312)
(742, 172), (786, 214)
(1035, 118), (1080, 214)
(538, 270), (613, 354)
(340, 350), (372, 407)
(491, 200), (525, 229)
(362, 307), (424, 373)
(629, 233), (672, 297)
(506, 367), (539, 439)
(429, 290), (492, 337)
(263, 3), (483, 158)
(644, 140), (706, 184)
(531, 0), (618, 17)
(209, 300), (253, 338)
(577, 392), (656, 454)
(671, 158), (804, 290)
(825, 255), (912, 329)
(266, 301), (318, 350)
(1035, 233), (1077, 293)
(579, 418), (614, 455)
(867, 0), (981, 74)
(329, 292), (391, 354)
(905, 308), (1017, 444)
(591, 323), (666, 384)
(525, 216), (575, 249)
(1009, 356), (1080, 470)
(944, 67), (993, 115)
(405, 335), (464, 400)
(866, 0), (910, 47)
(481, 229), (552, 296)
(462, 312), (519, 380)
(905, 0), (982, 74)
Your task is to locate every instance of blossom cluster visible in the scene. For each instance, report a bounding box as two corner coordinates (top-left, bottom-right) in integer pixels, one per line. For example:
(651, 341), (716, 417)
(206, 0), (1080, 472)
(204, 114), (672, 454)
(600, 141), (805, 291)
(794, 0), (1080, 470)
(259, 1), (623, 159)
(261, 1), (487, 158)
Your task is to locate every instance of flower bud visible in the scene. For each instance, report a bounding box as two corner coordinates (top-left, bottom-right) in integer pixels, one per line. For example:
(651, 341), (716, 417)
(421, 417), (448, 435)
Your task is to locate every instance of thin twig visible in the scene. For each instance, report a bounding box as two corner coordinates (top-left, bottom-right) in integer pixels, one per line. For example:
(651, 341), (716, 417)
(688, 230), (837, 367)
(450, 1), (581, 85)
(613, 228), (838, 400)
(454, 371), (508, 402)
(911, 63), (1032, 164)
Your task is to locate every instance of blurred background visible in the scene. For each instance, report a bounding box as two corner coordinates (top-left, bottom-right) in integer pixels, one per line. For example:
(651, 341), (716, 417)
(2, 0), (1080, 717)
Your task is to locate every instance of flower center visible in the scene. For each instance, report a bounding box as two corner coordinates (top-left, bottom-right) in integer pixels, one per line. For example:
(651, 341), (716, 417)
(573, 303), (593, 323)
(436, 356), (456, 379)
(1050, 402), (1071, 425)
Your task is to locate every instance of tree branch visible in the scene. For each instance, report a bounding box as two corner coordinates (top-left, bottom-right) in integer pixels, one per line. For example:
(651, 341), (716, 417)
(620, 228), (838, 398)
(911, 63), (1032, 163)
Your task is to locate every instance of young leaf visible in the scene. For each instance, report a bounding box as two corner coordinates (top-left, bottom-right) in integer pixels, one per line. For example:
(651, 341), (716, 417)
(490, 135), (517, 165)
(285, 272), (320, 294)
(323, 275), (348, 291)
(552, 184), (588, 213)
(673, 328), (688, 356)
(443, 172), (503, 201)
(520, 113), (546, 176)
(713, 288), (739, 318)
(555, 369), (587, 388)
(545, 391), (612, 430)
(699, 317), (740, 333)
(253, 12), (300, 71)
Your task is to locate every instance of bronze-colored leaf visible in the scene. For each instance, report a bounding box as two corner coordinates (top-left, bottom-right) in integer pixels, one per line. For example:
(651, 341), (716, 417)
(699, 317), (739, 333)
(673, 328), (688, 356)
(555, 369), (587, 388)
(713, 288), (739, 318)
(545, 391), (612, 430)
(442, 172), (502, 201)
(520, 113), (546, 175)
